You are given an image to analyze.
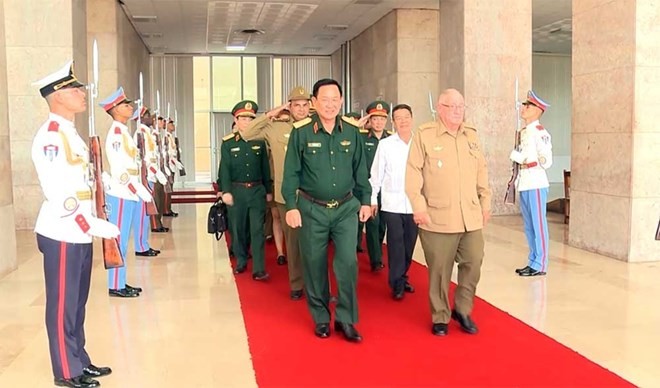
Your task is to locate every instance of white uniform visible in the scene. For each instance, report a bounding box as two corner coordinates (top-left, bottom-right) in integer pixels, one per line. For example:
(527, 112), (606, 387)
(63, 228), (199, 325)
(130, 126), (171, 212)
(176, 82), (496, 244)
(510, 120), (553, 192)
(105, 121), (151, 202)
(134, 123), (167, 184)
(32, 113), (118, 243)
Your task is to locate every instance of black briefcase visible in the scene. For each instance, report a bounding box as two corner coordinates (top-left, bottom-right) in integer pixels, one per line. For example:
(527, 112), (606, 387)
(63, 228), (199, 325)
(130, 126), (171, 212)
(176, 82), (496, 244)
(207, 200), (228, 240)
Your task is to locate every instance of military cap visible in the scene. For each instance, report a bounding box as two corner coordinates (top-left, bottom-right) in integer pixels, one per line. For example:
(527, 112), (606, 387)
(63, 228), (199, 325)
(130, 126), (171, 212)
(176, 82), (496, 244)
(99, 87), (132, 112)
(366, 100), (390, 117)
(232, 100), (258, 118)
(523, 90), (550, 112)
(344, 111), (361, 120)
(287, 86), (310, 102)
(32, 60), (85, 98)
(131, 106), (149, 121)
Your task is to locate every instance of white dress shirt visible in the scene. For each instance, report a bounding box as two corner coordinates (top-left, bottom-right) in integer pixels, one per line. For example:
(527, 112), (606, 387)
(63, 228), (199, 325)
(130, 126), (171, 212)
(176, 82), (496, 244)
(369, 132), (414, 214)
(509, 119), (553, 191)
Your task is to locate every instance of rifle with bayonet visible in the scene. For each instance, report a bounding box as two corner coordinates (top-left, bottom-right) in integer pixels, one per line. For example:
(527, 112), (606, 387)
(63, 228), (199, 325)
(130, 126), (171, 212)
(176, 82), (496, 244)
(504, 77), (523, 205)
(174, 109), (186, 177)
(88, 39), (124, 269)
(136, 72), (158, 216)
(429, 91), (437, 121)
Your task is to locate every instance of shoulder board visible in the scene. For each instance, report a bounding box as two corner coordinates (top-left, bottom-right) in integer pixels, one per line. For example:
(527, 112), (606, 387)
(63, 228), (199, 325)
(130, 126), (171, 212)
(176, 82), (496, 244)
(292, 117), (312, 129)
(463, 123), (477, 132)
(418, 122), (438, 132)
(536, 124), (545, 131)
(48, 121), (59, 132)
(359, 129), (369, 134)
(222, 132), (235, 141)
(341, 116), (359, 127)
(114, 127), (122, 135)
(386, 130), (394, 135)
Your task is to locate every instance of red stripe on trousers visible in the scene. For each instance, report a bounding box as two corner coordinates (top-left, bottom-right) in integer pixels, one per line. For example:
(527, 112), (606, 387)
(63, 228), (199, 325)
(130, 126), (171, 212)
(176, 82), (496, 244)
(58, 242), (71, 379)
(535, 189), (548, 272)
(139, 201), (145, 251)
(113, 199), (125, 290)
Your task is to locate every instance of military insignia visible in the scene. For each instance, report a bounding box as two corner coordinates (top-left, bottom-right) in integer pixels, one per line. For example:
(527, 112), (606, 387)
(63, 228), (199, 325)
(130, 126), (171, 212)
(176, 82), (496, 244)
(230, 147), (240, 152)
(365, 142), (375, 146)
(251, 145), (261, 150)
(536, 124), (544, 131)
(112, 141), (121, 151)
(437, 160), (443, 168)
(284, 145), (287, 151)
(539, 156), (547, 165)
(298, 88), (305, 95)
(43, 144), (59, 161)
(245, 102), (252, 111)
(48, 121), (59, 132)
(284, 133), (290, 138)
(293, 117), (312, 129)
(376, 103), (383, 110)
(120, 172), (130, 184)
(433, 145), (443, 152)
(340, 140), (351, 146)
(63, 197), (78, 212)
(307, 142), (322, 148)
(313, 122), (319, 134)
(540, 134), (551, 144)
(468, 142), (480, 151)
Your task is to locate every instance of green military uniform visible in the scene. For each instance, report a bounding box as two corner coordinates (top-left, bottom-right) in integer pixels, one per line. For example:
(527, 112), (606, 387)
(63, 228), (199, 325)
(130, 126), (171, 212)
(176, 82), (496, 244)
(282, 114), (371, 325)
(219, 100), (272, 275)
(359, 101), (391, 270)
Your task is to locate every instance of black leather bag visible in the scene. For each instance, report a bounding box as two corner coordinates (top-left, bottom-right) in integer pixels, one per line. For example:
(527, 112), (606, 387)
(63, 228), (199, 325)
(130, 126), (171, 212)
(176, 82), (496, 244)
(207, 200), (228, 240)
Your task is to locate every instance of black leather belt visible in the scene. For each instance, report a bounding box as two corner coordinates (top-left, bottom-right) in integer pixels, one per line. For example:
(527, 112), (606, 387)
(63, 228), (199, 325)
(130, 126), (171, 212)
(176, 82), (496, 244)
(232, 181), (262, 188)
(299, 191), (353, 209)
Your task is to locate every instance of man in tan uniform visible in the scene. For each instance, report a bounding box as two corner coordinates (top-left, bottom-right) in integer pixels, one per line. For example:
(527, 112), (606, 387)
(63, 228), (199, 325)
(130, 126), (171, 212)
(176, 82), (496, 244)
(405, 88), (492, 336)
(241, 86), (311, 300)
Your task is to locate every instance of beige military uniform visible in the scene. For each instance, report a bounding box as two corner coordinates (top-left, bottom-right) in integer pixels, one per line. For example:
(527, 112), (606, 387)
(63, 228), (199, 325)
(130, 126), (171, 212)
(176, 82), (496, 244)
(405, 120), (492, 324)
(241, 113), (303, 292)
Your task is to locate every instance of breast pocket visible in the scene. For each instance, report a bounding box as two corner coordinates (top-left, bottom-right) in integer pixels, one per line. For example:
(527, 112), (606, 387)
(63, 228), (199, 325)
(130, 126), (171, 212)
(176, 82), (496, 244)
(304, 142), (325, 157)
(251, 145), (263, 156)
(427, 197), (449, 226)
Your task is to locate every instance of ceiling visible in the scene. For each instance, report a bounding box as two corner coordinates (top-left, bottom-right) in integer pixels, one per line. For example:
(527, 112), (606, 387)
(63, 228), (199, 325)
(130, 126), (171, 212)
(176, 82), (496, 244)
(121, 0), (572, 56)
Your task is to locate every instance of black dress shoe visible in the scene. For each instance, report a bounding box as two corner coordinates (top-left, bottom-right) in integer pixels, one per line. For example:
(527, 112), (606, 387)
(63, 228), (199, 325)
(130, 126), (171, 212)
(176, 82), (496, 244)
(432, 323), (448, 336)
(451, 310), (478, 334)
(149, 248), (161, 254)
(252, 271), (270, 281)
(334, 322), (362, 342)
(135, 250), (157, 257)
(234, 265), (247, 274)
(371, 263), (385, 272)
(518, 267), (546, 277)
(404, 282), (415, 293)
(515, 265), (531, 274)
(151, 227), (169, 233)
(125, 284), (142, 293)
(108, 288), (139, 298)
(276, 255), (287, 265)
(163, 212), (179, 217)
(83, 364), (112, 377)
(392, 289), (405, 301)
(55, 375), (100, 387)
(290, 290), (304, 300)
(314, 323), (330, 338)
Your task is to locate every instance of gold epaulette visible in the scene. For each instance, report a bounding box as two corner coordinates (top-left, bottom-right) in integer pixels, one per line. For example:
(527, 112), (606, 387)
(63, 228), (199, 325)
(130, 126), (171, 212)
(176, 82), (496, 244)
(222, 132), (236, 141)
(359, 128), (369, 134)
(418, 122), (439, 132)
(292, 117), (312, 129)
(463, 123), (477, 132)
(341, 115), (359, 127)
(386, 130), (394, 135)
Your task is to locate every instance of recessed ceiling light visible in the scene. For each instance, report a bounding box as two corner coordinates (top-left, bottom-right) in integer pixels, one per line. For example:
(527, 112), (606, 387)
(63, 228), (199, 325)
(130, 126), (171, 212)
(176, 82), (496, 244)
(132, 15), (158, 23)
(226, 45), (246, 51)
(239, 29), (265, 34)
(324, 24), (349, 31)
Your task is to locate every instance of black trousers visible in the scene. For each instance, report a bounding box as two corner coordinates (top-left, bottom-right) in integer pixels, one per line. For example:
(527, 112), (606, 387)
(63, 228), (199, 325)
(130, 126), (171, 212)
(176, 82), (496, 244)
(381, 212), (418, 292)
(37, 234), (93, 380)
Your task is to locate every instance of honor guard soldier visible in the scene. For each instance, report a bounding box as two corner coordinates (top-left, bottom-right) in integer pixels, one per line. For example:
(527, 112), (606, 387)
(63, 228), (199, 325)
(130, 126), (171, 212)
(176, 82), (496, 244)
(100, 87), (153, 297)
(241, 86), (313, 300)
(359, 100), (392, 272)
(369, 104), (418, 300)
(405, 89), (492, 336)
(282, 78), (372, 342)
(220, 100), (272, 281)
(510, 91), (553, 277)
(163, 119), (182, 217)
(150, 116), (169, 232)
(132, 106), (167, 256)
(32, 60), (116, 388)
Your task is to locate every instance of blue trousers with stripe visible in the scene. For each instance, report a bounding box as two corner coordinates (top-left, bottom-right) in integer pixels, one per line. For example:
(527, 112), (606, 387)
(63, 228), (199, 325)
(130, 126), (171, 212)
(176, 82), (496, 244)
(132, 198), (151, 253)
(37, 234), (92, 379)
(106, 194), (137, 290)
(520, 188), (550, 272)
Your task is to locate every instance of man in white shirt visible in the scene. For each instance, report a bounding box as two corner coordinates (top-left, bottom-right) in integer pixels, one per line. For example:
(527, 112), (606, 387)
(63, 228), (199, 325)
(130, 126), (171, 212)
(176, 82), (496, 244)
(509, 90), (553, 277)
(369, 104), (418, 300)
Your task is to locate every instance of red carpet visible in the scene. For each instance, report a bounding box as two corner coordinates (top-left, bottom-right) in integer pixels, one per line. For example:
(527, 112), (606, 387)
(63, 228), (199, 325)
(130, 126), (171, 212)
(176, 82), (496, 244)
(230, 238), (633, 387)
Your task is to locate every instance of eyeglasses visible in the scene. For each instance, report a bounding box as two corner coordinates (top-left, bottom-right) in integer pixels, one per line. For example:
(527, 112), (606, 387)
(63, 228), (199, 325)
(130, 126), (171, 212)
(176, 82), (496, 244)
(440, 104), (466, 111)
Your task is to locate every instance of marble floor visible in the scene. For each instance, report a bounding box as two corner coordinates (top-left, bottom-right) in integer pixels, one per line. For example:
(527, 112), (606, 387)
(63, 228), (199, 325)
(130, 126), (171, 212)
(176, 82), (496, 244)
(0, 205), (659, 387)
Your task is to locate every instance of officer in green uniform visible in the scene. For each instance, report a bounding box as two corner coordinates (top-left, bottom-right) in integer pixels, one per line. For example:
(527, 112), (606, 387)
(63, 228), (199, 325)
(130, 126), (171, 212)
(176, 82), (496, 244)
(282, 79), (372, 342)
(359, 100), (391, 271)
(220, 100), (272, 281)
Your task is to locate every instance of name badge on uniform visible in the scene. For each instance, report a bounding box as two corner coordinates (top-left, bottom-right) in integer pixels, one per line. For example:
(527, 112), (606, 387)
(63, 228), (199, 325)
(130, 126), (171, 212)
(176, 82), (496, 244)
(43, 144), (59, 161)
(230, 147), (240, 152)
(433, 145), (443, 152)
(307, 142), (322, 148)
(340, 140), (351, 146)
(365, 142), (375, 146)
(251, 145), (261, 150)
(112, 141), (121, 152)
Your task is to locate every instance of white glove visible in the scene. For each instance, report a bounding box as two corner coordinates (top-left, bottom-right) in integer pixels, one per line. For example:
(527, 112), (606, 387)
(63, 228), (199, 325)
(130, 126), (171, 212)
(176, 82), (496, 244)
(134, 181), (153, 202)
(169, 159), (176, 172)
(164, 165), (172, 176)
(101, 172), (112, 191)
(156, 169), (167, 185)
(509, 150), (525, 164)
(87, 217), (120, 238)
(174, 160), (184, 170)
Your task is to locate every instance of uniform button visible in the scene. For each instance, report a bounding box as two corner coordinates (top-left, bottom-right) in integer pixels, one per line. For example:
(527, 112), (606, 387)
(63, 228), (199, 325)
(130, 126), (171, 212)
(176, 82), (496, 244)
(330, 151), (334, 155)
(332, 166), (335, 170)
(332, 183), (336, 187)
(246, 163), (249, 166)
